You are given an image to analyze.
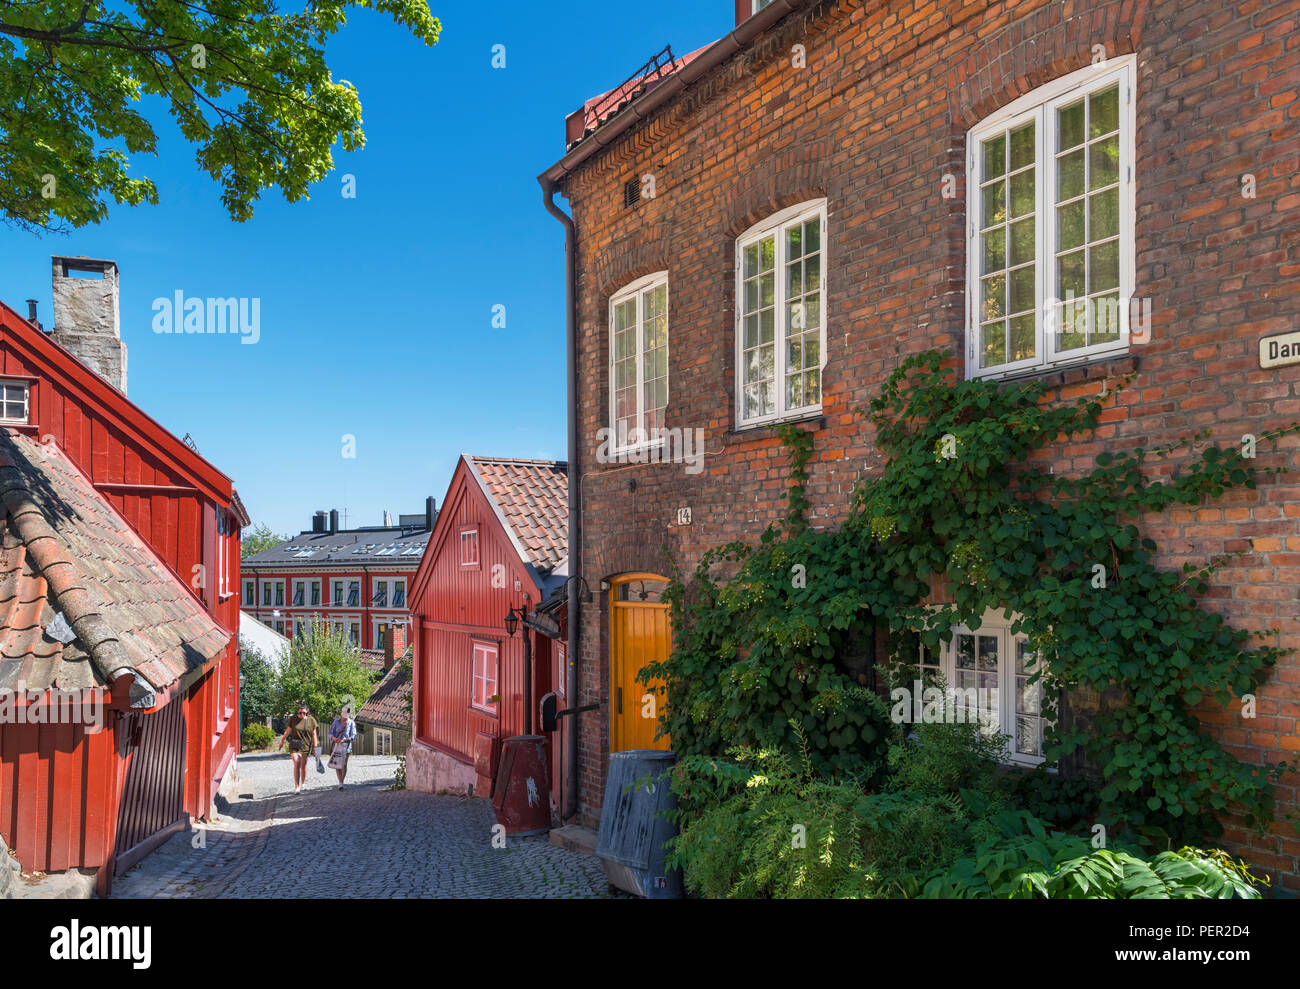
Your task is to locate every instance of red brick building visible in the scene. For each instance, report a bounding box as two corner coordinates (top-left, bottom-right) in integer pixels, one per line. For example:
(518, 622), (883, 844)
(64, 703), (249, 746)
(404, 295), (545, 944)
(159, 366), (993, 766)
(540, 0), (1300, 884)
(241, 503), (435, 651)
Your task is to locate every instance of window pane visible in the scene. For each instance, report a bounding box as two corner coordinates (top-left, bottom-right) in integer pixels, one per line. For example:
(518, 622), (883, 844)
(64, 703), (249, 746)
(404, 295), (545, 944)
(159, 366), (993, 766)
(1092, 292), (1122, 342)
(1058, 99), (1085, 151)
(1090, 187), (1119, 241)
(1090, 240), (1120, 293)
(981, 322), (1006, 367)
(1089, 135), (1119, 189)
(1008, 266), (1035, 316)
(981, 274), (1005, 322)
(982, 230), (1006, 274)
(1057, 199), (1085, 251)
(1009, 314), (1035, 362)
(1009, 169), (1035, 218)
(982, 134), (1006, 181)
(1057, 249), (1086, 299)
(1009, 218), (1035, 267)
(1058, 149), (1085, 200)
(1009, 121), (1035, 171)
(982, 181), (1006, 227)
(1090, 85), (1119, 137)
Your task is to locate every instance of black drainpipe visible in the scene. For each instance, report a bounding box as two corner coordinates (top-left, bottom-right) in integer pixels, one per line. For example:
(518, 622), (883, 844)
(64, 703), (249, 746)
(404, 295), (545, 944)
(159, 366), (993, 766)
(541, 176), (581, 823)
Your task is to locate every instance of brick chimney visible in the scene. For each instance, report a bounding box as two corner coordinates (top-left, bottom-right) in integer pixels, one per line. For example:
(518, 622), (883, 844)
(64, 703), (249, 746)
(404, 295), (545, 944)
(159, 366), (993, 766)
(51, 256), (127, 394)
(383, 624), (407, 672)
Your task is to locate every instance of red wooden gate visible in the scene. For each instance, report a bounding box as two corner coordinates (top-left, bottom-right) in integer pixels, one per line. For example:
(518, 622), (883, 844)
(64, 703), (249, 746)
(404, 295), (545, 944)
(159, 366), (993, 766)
(113, 698), (188, 875)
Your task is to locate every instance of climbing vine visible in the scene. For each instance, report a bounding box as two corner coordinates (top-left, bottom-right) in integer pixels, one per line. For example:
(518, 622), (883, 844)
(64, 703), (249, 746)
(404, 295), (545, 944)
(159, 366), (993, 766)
(644, 350), (1298, 840)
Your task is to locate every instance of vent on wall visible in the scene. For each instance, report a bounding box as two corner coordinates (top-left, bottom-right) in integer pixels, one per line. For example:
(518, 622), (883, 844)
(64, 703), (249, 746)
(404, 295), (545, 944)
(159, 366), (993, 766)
(624, 176), (641, 209)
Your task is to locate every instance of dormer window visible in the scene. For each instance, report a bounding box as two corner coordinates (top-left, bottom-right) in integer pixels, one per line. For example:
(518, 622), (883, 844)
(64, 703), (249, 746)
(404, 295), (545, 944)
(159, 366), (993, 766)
(0, 380), (30, 423)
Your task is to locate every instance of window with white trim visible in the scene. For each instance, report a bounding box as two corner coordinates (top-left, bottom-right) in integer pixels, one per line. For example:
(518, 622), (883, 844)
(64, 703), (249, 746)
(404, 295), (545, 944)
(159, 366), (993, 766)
(968, 58), (1135, 378)
(917, 609), (1053, 766)
(262, 579), (284, 607)
(375, 729), (393, 756)
(608, 272), (668, 450)
(0, 381), (29, 423)
(293, 580), (305, 606)
(460, 528), (479, 567)
(310, 580), (321, 606)
(471, 640), (498, 714)
(736, 199), (827, 426)
(243, 579), (255, 606)
(393, 579), (406, 609)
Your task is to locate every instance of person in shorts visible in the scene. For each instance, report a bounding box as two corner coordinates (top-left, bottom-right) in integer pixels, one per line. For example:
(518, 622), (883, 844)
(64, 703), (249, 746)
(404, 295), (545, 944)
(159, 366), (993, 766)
(278, 703), (318, 793)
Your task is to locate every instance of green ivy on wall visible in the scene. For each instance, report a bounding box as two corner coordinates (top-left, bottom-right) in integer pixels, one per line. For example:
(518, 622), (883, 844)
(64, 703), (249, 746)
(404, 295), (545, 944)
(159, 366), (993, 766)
(643, 350), (1298, 840)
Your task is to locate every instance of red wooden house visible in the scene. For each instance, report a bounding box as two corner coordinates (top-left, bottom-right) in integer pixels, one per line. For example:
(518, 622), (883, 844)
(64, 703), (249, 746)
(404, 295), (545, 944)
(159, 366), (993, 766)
(0, 259), (245, 894)
(406, 456), (569, 816)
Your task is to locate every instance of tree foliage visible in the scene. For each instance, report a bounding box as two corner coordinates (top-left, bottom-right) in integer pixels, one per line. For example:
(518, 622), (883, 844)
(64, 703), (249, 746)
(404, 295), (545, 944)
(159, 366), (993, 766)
(272, 619), (375, 724)
(236, 638), (276, 723)
(241, 520), (287, 558)
(0, 0), (441, 230)
(649, 350), (1298, 841)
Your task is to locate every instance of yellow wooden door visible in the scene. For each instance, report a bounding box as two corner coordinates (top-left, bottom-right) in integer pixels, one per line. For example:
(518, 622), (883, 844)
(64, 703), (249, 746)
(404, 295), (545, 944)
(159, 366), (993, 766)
(609, 574), (672, 752)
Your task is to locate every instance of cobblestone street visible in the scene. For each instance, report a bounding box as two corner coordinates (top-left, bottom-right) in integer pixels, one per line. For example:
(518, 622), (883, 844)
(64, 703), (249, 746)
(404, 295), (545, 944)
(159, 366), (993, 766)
(110, 753), (613, 899)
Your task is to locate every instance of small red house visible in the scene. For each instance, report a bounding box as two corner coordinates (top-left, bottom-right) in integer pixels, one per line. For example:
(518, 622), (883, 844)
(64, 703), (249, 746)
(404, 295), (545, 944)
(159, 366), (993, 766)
(0, 259), (244, 894)
(406, 456), (569, 815)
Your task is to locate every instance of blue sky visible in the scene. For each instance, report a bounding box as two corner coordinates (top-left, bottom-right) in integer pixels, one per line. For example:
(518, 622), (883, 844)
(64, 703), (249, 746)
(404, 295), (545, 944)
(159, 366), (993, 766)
(0, 1), (733, 537)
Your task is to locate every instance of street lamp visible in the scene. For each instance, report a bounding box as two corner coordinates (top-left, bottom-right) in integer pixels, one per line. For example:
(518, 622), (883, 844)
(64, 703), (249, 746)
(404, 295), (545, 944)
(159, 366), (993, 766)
(502, 596), (533, 735)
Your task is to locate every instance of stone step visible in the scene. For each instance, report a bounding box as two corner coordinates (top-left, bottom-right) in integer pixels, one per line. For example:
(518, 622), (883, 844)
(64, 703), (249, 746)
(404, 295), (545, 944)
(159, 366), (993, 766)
(549, 824), (599, 856)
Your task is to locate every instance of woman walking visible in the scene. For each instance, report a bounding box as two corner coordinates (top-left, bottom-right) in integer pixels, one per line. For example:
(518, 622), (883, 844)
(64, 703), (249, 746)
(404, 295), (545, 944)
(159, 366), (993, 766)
(277, 702), (318, 794)
(329, 708), (357, 789)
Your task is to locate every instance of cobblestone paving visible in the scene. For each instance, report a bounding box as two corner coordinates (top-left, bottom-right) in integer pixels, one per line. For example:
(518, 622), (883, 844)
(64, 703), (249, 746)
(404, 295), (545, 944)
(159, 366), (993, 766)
(111, 753), (613, 899)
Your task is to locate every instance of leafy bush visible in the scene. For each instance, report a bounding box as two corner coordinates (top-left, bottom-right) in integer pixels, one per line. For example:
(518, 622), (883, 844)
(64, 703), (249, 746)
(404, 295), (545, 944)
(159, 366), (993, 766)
(238, 642), (277, 725)
(272, 620), (374, 724)
(242, 723), (275, 751)
(927, 831), (1264, 899)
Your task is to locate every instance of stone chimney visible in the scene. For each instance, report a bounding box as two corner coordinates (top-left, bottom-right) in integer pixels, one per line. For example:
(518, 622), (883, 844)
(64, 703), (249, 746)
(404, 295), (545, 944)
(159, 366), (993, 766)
(383, 624), (407, 673)
(51, 256), (127, 394)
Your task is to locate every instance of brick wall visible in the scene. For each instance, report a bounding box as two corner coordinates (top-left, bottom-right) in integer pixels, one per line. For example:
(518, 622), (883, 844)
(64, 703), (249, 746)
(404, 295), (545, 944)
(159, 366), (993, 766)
(557, 0), (1300, 886)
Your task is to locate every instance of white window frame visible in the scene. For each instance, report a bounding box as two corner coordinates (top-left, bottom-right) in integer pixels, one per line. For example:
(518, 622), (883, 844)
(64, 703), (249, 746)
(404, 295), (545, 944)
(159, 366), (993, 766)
(0, 379), (30, 424)
(471, 640), (499, 714)
(392, 579), (406, 609)
(460, 528), (479, 568)
(966, 58), (1136, 379)
(309, 579), (321, 607)
(735, 199), (828, 428)
(607, 271), (670, 453)
(243, 579), (256, 606)
(918, 608), (1054, 767)
(375, 728), (393, 756)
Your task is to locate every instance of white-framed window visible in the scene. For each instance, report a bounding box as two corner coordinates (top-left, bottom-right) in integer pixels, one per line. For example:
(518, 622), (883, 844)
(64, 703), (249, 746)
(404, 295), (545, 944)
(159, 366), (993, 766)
(261, 579), (284, 607)
(0, 380), (30, 423)
(392, 579), (406, 609)
(471, 640), (498, 714)
(349, 622), (360, 645)
(372, 581), (388, 608)
(967, 58), (1135, 378)
(736, 199), (827, 427)
(347, 580), (360, 607)
(310, 580), (321, 607)
(332, 579), (346, 607)
(375, 729), (393, 756)
(460, 528), (479, 567)
(293, 580), (305, 606)
(608, 271), (669, 451)
(917, 608), (1052, 766)
(243, 579), (255, 606)
(554, 641), (567, 701)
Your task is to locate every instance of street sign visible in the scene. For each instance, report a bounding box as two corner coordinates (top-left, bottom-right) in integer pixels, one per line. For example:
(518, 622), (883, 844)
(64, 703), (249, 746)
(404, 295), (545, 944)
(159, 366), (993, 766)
(1259, 330), (1300, 369)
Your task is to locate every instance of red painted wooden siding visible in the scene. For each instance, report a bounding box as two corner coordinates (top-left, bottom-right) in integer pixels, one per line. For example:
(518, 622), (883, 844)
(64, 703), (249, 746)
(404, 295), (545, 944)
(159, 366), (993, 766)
(114, 698), (187, 868)
(0, 701), (121, 873)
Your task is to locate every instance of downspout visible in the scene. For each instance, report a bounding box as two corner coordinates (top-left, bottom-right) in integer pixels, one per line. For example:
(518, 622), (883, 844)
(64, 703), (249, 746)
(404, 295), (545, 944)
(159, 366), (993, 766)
(540, 175), (581, 822)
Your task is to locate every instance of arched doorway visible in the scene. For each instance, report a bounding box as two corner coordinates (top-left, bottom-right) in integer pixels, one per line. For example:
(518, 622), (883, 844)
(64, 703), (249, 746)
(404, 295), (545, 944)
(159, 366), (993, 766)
(608, 573), (672, 752)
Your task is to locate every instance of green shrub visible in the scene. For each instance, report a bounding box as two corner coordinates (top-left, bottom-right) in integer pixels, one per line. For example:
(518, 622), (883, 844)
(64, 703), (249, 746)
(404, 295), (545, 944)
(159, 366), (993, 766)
(242, 723), (275, 751)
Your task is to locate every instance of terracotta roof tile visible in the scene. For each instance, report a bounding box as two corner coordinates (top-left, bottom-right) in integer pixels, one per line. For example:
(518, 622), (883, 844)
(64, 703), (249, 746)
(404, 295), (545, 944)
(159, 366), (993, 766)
(0, 430), (229, 696)
(467, 457), (568, 572)
(356, 660), (411, 731)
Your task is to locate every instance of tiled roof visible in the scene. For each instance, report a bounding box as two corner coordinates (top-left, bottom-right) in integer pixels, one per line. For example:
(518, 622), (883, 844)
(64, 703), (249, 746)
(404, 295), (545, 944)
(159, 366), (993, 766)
(356, 659), (411, 731)
(243, 524), (432, 568)
(572, 42), (714, 146)
(467, 457), (568, 572)
(0, 430), (229, 701)
(358, 649), (387, 676)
